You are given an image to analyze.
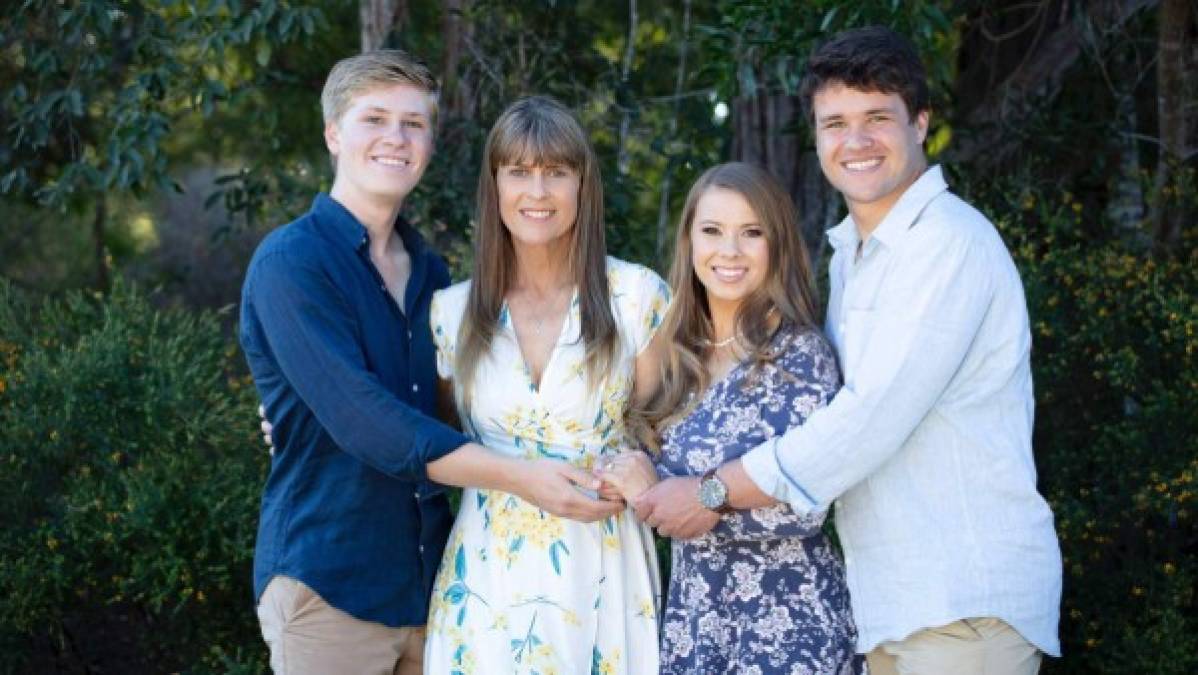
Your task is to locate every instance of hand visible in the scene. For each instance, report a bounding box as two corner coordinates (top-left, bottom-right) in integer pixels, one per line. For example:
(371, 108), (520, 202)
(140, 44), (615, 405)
(596, 452), (659, 502)
(633, 476), (720, 539)
(258, 404), (275, 455)
(515, 459), (625, 523)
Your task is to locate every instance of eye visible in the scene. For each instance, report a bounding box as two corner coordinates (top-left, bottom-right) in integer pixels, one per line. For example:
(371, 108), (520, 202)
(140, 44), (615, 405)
(868, 114), (891, 124)
(546, 167), (568, 178)
(364, 115), (384, 124)
(507, 167), (529, 177)
(699, 225), (721, 236)
(743, 227), (764, 238)
(822, 120), (846, 130)
(402, 119), (425, 129)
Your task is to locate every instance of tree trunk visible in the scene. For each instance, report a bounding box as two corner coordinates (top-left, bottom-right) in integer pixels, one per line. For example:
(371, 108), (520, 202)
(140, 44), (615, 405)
(439, 0), (474, 123)
(1106, 49), (1148, 247)
(615, 0), (638, 176)
(360, 0), (408, 52)
(730, 80), (837, 258)
(92, 196), (109, 291)
(654, 0), (691, 263)
(949, 0), (1160, 169)
(1150, 0), (1193, 252)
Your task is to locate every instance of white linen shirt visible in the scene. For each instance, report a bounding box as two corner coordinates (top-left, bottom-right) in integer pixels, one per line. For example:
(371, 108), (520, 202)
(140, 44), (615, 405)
(742, 166), (1062, 656)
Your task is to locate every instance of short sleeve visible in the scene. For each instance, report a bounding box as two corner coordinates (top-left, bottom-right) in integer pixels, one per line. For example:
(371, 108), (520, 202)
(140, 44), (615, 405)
(429, 289), (456, 380)
(629, 264), (671, 355)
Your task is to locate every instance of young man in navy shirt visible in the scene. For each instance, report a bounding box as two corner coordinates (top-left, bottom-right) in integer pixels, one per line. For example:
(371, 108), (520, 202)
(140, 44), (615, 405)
(240, 50), (620, 674)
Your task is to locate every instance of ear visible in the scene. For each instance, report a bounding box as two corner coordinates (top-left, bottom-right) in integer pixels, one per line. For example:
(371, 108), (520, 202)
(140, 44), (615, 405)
(323, 120), (341, 157)
(914, 109), (930, 144)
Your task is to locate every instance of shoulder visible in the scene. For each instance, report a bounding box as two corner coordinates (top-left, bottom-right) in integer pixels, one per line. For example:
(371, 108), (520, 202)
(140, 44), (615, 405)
(912, 190), (1008, 256)
(769, 324), (839, 383)
(245, 215), (333, 288)
(606, 256), (670, 301)
(432, 279), (472, 313)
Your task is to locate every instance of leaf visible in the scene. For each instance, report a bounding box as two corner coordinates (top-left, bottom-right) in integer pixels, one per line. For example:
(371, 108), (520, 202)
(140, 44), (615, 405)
(255, 42), (271, 67)
(454, 543), (466, 579)
(820, 7), (839, 32)
(456, 605), (466, 626)
(550, 541), (562, 575)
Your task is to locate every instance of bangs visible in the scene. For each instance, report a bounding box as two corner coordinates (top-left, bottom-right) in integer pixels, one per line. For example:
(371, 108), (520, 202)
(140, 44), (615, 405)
(491, 114), (585, 169)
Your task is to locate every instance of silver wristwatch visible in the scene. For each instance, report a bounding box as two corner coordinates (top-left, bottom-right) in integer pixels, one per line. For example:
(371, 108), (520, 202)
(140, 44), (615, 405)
(697, 468), (734, 514)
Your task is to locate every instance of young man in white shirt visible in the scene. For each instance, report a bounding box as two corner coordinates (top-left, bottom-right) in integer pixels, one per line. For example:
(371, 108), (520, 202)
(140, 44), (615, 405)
(635, 26), (1062, 674)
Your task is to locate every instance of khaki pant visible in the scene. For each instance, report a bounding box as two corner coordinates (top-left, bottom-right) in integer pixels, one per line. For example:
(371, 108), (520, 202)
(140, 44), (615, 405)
(867, 617), (1041, 675)
(257, 576), (425, 675)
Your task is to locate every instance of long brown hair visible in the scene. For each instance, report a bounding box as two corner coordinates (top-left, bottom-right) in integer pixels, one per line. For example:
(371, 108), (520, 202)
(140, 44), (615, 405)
(638, 162), (821, 445)
(454, 96), (616, 410)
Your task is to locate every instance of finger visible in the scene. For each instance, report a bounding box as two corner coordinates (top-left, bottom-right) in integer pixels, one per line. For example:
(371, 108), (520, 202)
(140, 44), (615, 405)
(260, 419), (273, 434)
(561, 464), (601, 491)
(258, 404), (265, 418)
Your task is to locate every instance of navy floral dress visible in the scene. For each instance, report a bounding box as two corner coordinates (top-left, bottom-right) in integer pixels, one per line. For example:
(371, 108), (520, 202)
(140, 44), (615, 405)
(655, 323), (863, 674)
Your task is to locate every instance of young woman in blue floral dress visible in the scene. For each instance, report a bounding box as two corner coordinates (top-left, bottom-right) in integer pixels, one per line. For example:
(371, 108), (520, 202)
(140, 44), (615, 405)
(601, 162), (863, 674)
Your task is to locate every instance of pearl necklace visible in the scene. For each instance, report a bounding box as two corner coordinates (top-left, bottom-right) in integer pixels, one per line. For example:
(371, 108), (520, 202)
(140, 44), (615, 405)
(701, 333), (738, 349)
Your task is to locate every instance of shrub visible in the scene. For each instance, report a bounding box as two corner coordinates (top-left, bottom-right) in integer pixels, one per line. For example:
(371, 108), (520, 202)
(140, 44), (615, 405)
(0, 280), (268, 673)
(979, 184), (1197, 674)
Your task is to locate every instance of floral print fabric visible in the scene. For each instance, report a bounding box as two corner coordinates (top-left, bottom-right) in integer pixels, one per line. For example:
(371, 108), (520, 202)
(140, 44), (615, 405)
(655, 324), (863, 674)
(424, 257), (670, 675)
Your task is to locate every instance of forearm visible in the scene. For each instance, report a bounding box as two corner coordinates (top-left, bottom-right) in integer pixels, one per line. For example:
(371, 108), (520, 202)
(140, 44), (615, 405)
(721, 459), (780, 510)
(427, 442), (522, 493)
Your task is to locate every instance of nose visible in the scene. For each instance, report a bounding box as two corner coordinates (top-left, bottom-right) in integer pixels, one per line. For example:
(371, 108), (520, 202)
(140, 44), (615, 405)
(717, 233), (742, 257)
(529, 171), (549, 198)
(386, 122), (409, 146)
(844, 124), (874, 150)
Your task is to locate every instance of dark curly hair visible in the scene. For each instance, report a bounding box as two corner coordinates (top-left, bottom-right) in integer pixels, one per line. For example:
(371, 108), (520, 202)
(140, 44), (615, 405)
(799, 26), (929, 123)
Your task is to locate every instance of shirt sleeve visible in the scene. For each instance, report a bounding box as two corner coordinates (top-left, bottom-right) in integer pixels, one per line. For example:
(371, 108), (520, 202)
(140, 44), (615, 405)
(246, 251), (471, 481)
(714, 329), (838, 540)
(631, 265), (671, 355)
(429, 288), (456, 381)
(741, 233), (995, 513)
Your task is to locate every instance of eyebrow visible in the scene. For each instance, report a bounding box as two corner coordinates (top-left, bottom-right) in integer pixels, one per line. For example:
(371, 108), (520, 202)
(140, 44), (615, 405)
(817, 106), (900, 123)
(697, 219), (760, 227)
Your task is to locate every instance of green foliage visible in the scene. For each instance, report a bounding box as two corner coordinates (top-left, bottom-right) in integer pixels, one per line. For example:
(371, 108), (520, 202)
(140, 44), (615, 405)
(0, 0), (327, 210)
(0, 280), (267, 672)
(971, 180), (1198, 674)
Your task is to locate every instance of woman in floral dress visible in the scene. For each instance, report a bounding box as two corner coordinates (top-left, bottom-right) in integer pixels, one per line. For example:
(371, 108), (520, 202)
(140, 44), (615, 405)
(601, 163), (863, 674)
(422, 96), (669, 674)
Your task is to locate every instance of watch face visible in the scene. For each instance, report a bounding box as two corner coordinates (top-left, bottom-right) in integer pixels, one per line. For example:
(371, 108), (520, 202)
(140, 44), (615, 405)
(698, 477), (727, 509)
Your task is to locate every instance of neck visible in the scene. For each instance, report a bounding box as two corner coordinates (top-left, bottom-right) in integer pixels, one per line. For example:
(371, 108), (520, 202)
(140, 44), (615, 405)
(511, 239), (574, 295)
(706, 296), (741, 343)
(850, 160), (928, 242)
(329, 181), (406, 255)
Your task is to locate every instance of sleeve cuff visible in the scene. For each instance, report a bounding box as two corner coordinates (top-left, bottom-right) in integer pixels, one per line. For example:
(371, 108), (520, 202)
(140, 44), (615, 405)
(418, 424), (473, 479)
(741, 437), (819, 515)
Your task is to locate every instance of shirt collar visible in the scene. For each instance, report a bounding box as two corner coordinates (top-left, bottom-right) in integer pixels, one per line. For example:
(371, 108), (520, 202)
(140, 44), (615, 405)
(311, 192), (429, 257)
(825, 165), (949, 252)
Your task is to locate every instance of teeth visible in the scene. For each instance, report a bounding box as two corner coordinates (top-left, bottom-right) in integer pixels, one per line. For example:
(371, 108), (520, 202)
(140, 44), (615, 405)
(374, 157), (409, 167)
(844, 158), (882, 171)
(713, 266), (747, 281)
(521, 210), (553, 218)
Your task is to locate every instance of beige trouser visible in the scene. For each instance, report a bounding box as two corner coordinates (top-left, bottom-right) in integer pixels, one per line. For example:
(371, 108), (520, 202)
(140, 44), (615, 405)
(867, 617), (1042, 675)
(256, 575), (425, 675)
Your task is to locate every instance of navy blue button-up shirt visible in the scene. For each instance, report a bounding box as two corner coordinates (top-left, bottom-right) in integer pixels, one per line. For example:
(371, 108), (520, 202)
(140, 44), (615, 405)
(239, 193), (470, 627)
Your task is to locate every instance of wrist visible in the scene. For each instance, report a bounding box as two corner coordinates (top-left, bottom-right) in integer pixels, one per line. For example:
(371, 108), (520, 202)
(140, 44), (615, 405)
(697, 467), (734, 514)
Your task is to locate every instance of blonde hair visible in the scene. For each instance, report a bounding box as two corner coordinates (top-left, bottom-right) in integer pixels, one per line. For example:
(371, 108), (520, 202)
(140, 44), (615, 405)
(635, 162), (820, 447)
(454, 96), (616, 412)
(320, 49), (439, 125)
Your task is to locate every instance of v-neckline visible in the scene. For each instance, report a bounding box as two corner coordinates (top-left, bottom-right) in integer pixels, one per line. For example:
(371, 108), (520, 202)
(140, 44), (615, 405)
(502, 289), (579, 394)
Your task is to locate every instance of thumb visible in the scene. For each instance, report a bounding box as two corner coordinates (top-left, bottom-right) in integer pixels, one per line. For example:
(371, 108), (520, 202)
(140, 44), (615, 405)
(560, 464), (601, 490)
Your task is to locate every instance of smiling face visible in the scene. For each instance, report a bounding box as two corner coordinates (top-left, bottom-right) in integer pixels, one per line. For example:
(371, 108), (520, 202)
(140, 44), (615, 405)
(690, 187), (770, 318)
(496, 161), (581, 251)
(813, 83), (929, 235)
(324, 82), (435, 209)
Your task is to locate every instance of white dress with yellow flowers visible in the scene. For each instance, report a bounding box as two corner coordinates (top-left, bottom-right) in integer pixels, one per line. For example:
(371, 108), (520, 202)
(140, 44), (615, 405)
(424, 257), (669, 675)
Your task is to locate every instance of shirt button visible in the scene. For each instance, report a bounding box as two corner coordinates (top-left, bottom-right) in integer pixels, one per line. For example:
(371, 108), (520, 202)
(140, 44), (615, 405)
(418, 544), (425, 553)
(412, 383), (419, 393)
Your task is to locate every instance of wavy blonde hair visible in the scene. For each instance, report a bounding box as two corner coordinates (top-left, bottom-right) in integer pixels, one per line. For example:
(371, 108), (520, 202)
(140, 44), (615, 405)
(636, 162), (820, 447)
(454, 96), (616, 412)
